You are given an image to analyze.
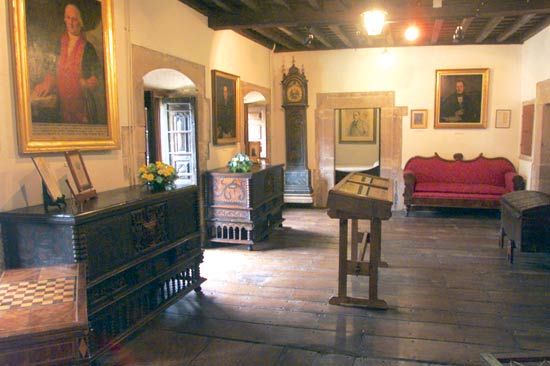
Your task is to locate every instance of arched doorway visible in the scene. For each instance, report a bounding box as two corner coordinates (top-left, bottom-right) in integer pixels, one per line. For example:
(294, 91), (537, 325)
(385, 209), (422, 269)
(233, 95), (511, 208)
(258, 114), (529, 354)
(143, 68), (198, 185)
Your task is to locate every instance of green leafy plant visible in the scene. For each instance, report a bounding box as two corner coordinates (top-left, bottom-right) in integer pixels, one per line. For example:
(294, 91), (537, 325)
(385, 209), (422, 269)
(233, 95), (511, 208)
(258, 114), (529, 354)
(227, 153), (253, 173)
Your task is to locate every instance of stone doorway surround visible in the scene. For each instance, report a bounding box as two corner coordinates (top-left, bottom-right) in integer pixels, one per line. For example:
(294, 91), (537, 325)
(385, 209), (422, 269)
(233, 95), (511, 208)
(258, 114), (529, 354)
(314, 91), (405, 209)
(531, 78), (550, 192)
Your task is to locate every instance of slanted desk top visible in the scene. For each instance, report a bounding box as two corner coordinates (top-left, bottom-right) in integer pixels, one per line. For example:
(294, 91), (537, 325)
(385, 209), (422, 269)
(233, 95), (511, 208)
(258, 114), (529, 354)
(327, 172), (393, 220)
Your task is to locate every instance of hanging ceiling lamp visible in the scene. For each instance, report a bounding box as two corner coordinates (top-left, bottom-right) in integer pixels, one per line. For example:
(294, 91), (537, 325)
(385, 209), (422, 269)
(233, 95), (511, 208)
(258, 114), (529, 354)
(362, 10), (386, 36)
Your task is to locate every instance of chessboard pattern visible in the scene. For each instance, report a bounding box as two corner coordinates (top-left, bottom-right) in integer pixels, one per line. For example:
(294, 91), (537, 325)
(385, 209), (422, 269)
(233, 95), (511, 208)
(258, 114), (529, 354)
(0, 276), (75, 311)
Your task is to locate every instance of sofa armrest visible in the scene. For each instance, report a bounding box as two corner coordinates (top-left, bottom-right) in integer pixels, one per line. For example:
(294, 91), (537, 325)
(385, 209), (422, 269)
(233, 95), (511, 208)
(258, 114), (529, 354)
(403, 169), (416, 201)
(505, 172), (525, 192)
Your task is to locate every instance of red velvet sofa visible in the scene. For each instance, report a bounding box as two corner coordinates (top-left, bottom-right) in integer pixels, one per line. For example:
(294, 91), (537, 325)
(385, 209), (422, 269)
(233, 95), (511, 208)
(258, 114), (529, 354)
(403, 153), (525, 214)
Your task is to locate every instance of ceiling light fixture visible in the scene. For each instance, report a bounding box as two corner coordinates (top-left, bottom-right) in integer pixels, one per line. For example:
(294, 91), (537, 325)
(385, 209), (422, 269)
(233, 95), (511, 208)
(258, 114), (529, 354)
(362, 10), (386, 36)
(453, 25), (464, 43)
(303, 29), (314, 46)
(404, 25), (420, 41)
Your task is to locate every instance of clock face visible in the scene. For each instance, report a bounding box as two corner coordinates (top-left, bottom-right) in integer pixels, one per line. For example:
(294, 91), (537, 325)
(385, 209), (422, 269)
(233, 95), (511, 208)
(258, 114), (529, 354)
(286, 83), (303, 103)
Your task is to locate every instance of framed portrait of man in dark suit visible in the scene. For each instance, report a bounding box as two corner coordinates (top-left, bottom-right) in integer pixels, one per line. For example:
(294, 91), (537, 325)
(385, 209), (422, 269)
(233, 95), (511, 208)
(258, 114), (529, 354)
(434, 68), (489, 129)
(212, 70), (239, 145)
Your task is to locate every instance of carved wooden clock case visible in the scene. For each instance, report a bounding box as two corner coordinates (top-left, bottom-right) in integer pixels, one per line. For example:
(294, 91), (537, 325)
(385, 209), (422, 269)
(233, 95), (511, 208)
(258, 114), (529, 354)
(281, 62), (313, 203)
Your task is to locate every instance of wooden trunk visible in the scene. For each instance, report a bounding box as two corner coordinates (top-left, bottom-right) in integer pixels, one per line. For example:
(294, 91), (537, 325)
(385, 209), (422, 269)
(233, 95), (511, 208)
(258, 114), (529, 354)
(205, 164), (284, 249)
(0, 185), (205, 360)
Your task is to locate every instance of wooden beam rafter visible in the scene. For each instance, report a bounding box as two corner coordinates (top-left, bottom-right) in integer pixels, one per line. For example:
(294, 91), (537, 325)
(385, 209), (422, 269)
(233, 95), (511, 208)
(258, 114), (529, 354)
(310, 27), (334, 48)
(431, 19), (443, 44)
(328, 24), (354, 48)
(253, 27), (297, 50)
(475, 16), (504, 42)
(237, 0), (259, 12)
(496, 13), (537, 42)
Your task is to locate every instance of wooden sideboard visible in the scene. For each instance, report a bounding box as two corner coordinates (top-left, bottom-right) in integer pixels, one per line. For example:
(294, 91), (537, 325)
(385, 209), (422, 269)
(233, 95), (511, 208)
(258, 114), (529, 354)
(0, 185), (205, 361)
(205, 164), (284, 250)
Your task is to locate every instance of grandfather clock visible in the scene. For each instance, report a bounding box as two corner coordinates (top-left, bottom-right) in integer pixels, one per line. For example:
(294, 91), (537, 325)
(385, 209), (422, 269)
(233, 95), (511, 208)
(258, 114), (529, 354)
(282, 60), (313, 204)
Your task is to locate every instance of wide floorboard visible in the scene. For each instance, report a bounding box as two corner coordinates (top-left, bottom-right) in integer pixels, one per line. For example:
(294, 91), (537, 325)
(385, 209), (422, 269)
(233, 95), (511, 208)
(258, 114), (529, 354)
(97, 208), (550, 366)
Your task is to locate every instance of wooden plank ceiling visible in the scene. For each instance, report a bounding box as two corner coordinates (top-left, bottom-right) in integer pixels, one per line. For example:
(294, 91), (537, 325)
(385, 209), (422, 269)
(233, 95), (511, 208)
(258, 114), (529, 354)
(178, 0), (550, 52)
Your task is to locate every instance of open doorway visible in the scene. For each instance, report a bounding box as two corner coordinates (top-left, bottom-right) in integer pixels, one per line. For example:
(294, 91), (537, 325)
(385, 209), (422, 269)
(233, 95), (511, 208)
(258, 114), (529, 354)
(333, 107), (381, 184)
(244, 90), (268, 163)
(143, 68), (198, 186)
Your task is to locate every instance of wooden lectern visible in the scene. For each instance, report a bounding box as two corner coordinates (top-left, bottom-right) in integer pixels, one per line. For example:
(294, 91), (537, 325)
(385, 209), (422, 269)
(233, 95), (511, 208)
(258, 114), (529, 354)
(326, 172), (393, 309)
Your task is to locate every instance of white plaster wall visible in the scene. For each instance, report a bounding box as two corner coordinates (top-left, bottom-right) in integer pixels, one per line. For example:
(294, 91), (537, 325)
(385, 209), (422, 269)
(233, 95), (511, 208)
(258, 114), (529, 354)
(271, 45), (523, 170)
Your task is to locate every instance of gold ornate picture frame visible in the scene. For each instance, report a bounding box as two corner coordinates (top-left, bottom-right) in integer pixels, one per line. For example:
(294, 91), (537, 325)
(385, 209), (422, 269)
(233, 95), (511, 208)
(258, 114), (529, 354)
(434, 68), (489, 129)
(64, 150), (97, 202)
(9, 0), (119, 153)
(212, 70), (239, 145)
(410, 109), (428, 129)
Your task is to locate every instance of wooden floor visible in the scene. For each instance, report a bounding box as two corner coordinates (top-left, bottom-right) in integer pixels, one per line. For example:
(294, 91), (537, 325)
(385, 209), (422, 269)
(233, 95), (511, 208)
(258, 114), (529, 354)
(96, 207), (550, 366)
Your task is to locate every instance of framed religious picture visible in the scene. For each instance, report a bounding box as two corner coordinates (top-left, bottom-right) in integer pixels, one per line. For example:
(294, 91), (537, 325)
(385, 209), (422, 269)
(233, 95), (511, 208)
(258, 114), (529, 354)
(495, 109), (511, 128)
(64, 150), (97, 201)
(338, 108), (378, 143)
(411, 109), (428, 129)
(9, 0), (119, 153)
(434, 68), (489, 129)
(212, 70), (239, 145)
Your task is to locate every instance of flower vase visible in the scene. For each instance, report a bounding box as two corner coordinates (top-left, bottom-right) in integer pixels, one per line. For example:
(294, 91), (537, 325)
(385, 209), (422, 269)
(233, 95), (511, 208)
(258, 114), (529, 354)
(148, 182), (166, 193)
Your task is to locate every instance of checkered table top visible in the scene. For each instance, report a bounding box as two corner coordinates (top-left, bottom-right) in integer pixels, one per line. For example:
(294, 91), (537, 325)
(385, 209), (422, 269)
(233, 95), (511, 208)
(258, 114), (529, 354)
(0, 276), (75, 311)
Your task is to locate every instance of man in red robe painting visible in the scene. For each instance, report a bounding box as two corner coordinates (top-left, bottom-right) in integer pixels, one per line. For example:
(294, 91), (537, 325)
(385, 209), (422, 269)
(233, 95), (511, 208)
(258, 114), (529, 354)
(32, 3), (103, 124)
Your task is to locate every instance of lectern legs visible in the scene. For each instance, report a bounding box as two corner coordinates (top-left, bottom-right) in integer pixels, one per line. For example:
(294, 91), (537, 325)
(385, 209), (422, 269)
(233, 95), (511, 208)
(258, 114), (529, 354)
(329, 217), (388, 309)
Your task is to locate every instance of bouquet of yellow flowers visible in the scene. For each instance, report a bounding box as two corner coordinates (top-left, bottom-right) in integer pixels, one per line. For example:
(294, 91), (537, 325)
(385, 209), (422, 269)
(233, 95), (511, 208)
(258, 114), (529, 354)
(138, 161), (177, 191)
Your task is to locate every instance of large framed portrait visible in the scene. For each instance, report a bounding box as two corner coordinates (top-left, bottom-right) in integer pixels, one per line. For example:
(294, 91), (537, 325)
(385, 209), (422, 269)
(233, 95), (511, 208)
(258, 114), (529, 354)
(434, 68), (489, 129)
(9, 0), (119, 153)
(338, 108), (377, 143)
(212, 70), (239, 145)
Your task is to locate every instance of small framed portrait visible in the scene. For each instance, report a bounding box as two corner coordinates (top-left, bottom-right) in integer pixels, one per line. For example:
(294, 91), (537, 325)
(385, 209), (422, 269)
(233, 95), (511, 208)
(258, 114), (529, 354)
(495, 109), (511, 128)
(65, 150), (93, 192)
(9, 0), (119, 153)
(411, 109), (428, 129)
(434, 68), (489, 129)
(338, 108), (378, 143)
(212, 70), (240, 145)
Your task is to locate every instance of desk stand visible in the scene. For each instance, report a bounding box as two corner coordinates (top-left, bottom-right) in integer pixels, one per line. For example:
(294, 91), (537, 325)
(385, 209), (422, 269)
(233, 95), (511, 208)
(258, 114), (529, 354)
(329, 217), (388, 310)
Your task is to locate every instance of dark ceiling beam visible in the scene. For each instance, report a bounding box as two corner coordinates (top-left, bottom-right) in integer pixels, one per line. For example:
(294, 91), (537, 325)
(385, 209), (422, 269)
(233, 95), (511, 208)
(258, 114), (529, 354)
(272, 0), (290, 10)
(496, 14), (537, 42)
(431, 19), (443, 44)
(461, 17), (474, 33)
(205, 2), (550, 29)
(339, 0), (352, 8)
(310, 27), (334, 48)
(307, 0), (321, 10)
(253, 27), (297, 50)
(328, 24), (354, 48)
(475, 16), (504, 43)
(236, 0), (259, 12)
(522, 14), (550, 41)
(210, 0), (234, 13)
(277, 27), (306, 44)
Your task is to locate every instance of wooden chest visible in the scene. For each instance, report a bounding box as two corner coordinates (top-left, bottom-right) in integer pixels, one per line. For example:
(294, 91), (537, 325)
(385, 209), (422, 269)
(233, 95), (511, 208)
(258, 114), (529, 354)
(0, 185), (205, 360)
(0, 264), (89, 365)
(500, 190), (550, 262)
(205, 164), (284, 250)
